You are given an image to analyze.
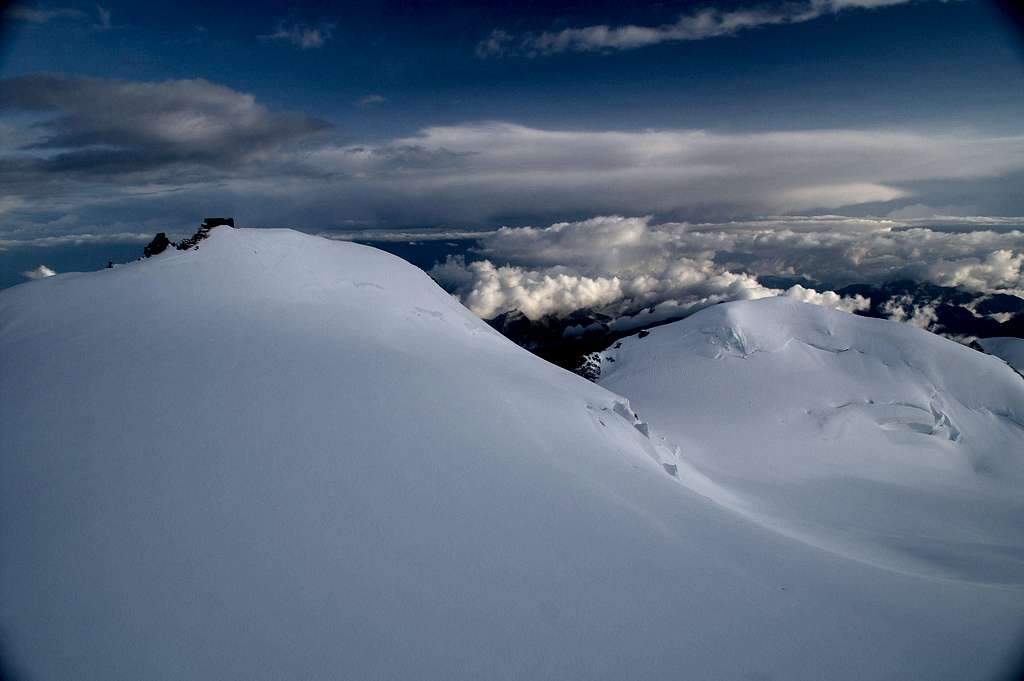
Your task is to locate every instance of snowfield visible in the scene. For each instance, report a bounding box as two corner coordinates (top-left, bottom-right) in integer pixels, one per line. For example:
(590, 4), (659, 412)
(1, 227), (1022, 681)
(600, 298), (1024, 585)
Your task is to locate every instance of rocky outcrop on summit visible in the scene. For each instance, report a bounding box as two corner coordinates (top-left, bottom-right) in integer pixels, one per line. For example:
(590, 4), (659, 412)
(143, 232), (172, 258)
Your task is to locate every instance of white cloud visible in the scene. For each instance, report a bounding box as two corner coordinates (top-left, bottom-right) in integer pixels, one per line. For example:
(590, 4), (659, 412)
(438, 259), (625, 320)
(472, 215), (1024, 291)
(434, 253), (866, 323)
(429, 214), (1022, 323)
(479, 0), (914, 57)
(260, 22), (335, 49)
(924, 249), (1024, 291)
(881, 296), (939, 329)
(783, 284), (871, 313)
(292, 123), (1024, 224)
(22, 265), (56, 280)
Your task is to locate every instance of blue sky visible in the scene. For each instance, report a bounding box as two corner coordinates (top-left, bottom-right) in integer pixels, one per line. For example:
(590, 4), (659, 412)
(1, 0), (1023, 300)
(4, 0), (1023, 138)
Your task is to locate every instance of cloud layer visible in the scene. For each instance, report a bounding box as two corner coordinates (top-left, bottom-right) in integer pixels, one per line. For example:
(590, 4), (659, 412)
(477, 0), (913, 57)
(1, 75), (1023, 245)
(294, 122), (1024, 226)
(429, 215), (1023, 324)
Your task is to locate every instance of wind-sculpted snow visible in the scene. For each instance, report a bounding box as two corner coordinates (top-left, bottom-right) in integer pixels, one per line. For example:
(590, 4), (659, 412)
(599, 297), (1024, 585)
(1, 229), (1022, 681)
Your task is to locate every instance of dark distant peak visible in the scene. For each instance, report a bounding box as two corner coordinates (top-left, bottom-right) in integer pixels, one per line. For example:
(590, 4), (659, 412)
(758, 275), (820, 290)
(879, 280), (976, 305)
(933, 304), (1003, 338)
(487, 310), (531, 336)
(994, 315), (1024, 339)
(976, 293), (1024, 316)
(836, 280), (988, 322)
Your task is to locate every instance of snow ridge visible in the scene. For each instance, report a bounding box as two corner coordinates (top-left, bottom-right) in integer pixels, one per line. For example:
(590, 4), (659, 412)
(600, 297), (1024, 584)
(2, 229), (1022, 681)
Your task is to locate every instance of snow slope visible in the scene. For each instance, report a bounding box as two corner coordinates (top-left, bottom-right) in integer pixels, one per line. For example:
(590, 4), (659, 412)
(599, 297), (1024, 585)
(1, 228), (1022, 681)
(980, 336), (1024, 373)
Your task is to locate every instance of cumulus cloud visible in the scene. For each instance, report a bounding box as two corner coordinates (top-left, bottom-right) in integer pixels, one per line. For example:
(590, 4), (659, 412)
(260, 22), (334, 49)
(783, 284), (871, 313)
(433, 258), (625, 319)
(433, 253), (865, 324)
(472, 215), (1024, 291)
(924, 250), (1023, 291)
(22, 265), (56, 280)
(429, 214), (1020, 324)
(478, 0), (913, 57)
(881, 296), (939, 329)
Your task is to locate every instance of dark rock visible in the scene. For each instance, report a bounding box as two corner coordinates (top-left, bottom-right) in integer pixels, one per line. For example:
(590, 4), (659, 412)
(202, 217), (235, 229)
(143, 232), (172, 258)
(177, 217), (234, 251)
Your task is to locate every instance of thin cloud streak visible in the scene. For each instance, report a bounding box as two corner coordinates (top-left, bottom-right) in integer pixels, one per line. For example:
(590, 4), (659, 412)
(260, 22), (335, 49)
(4, 4), (85, 24)
(478, 0), (915, 57)
(355, 94), (387, 107)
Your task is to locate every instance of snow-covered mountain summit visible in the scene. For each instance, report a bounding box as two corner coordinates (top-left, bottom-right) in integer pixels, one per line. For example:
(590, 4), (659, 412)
(1, 228), (1022, 681)
(599, 297), (1024, 583)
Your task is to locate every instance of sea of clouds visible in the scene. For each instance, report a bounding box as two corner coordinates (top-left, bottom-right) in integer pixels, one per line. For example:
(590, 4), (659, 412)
(426, 215), (1023, 329)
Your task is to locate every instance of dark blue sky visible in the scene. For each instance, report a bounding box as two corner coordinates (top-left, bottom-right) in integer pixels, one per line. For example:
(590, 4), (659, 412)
(1, 0), (1023, 261)
(3, 0), (1023, 138)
